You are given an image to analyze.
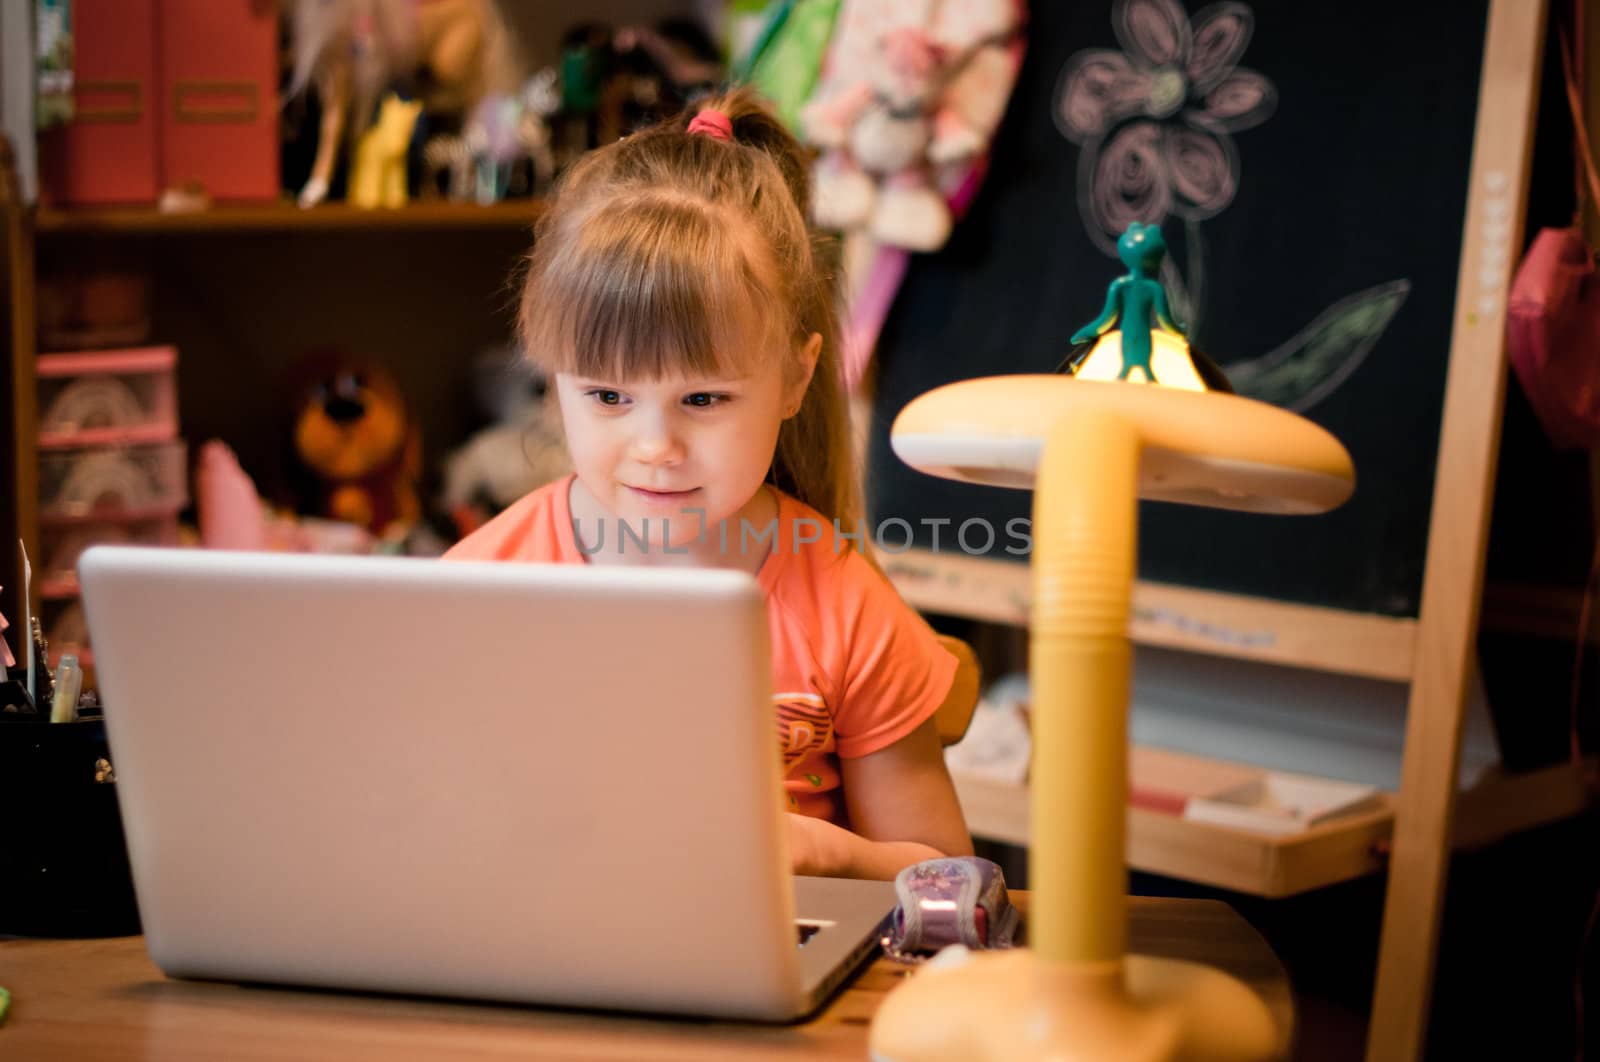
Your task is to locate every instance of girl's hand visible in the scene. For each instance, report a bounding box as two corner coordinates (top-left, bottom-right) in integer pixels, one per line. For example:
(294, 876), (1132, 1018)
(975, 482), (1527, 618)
(788, 812), (848, 877)
(788, 809), (955, 880)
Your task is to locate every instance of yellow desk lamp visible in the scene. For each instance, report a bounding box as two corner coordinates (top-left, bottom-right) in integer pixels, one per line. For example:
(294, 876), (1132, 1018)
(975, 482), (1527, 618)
(870, 223), (1355, 1062)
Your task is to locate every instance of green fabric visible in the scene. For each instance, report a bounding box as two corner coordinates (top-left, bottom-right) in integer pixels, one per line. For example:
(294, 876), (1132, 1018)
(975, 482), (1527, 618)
(560, 47), (601, 113)
(728, 0), (787, 81)
(744, 0), (842, 132)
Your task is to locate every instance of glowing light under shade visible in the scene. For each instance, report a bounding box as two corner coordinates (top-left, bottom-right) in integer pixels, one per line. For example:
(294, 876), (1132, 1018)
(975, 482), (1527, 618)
(1073, 331), (1208, 392)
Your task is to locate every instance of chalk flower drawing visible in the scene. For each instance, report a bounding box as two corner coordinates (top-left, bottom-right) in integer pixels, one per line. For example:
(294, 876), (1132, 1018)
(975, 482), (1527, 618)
(1055, 0), (1273, 250)
(1055, 0), (1409, 412)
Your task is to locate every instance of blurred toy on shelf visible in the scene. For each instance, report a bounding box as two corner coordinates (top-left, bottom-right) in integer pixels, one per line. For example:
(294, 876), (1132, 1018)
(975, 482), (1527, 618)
(198, 438), (443, 557)
(349, 92), (424, 208)
(801, 0), (1023, 252)
(466, 70), (559, 203)
(440, 346), (570, 537)
(419, 133), (474, 202)
(198, 439), (376, 554)
(411, 11), (725, 201)
(286, 0), (522, 208)
(609, 19), (723, 121)
(421, 70), (559, 203)
(284, 348), (422, 540)
(546, 21), (612, 171)
(196, 439), (271, 552)
(541, 18), (723, 174)
(793, 0), (1025, 390)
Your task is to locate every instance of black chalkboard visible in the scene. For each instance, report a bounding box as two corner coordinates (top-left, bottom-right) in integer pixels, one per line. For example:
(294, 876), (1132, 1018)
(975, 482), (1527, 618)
(867, 0), (1492, 617)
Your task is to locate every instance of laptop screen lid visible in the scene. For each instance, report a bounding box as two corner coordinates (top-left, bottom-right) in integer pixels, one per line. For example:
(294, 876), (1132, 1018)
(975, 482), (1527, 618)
(79, 546), (807, 1019)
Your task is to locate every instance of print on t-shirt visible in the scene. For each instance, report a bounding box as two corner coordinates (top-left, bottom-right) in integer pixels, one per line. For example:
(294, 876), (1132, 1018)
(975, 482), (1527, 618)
(773, 691), (830, 771)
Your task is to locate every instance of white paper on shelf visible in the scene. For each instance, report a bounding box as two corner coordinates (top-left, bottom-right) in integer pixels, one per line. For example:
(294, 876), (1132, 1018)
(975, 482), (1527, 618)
(944, 672), (1032, 785)
(1127, 644), (1501, 792)
(1182, 772), (1384, 836)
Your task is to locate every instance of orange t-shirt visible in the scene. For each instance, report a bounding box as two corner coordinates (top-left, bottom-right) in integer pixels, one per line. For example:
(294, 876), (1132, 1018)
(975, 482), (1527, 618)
(443, 475), (957, 822)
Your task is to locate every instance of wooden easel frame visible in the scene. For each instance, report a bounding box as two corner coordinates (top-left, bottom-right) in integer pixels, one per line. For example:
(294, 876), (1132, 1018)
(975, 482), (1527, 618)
(1367, 1), (1549, 1057)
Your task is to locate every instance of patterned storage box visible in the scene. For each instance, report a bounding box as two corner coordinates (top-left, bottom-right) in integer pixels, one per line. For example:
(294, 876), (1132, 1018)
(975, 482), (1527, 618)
(37, 347), (178, 448)
(38, 440), (189, 522)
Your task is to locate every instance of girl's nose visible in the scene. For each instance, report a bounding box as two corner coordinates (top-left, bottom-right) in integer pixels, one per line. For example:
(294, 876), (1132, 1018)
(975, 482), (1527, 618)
(629, 410), (685, 465)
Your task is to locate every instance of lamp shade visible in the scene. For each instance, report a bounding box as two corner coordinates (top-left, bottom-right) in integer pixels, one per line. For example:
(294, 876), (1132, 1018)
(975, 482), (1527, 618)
(890, 375), (1354, 514)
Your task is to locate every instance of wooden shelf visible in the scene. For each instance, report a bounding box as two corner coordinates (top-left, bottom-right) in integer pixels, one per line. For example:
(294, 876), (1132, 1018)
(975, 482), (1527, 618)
(952, 745), (1394, 898)
(952, 754), (1592, 898)
(886, 548), (1419, 682)
(1481, 580), (1600, 644)
(34, 199), (547, 235)
(1450, 759), (1595, 850)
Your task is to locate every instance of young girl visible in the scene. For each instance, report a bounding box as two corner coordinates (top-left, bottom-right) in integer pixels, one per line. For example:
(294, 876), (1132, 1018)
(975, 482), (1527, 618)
(445, 87), (972, 880)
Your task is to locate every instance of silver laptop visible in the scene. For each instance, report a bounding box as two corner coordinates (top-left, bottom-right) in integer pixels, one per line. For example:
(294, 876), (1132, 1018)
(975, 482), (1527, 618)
(79, 546), (895, 1021)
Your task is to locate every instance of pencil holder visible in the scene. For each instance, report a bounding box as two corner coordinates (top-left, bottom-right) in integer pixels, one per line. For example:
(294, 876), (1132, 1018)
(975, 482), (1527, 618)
(0, 717), (140, 937)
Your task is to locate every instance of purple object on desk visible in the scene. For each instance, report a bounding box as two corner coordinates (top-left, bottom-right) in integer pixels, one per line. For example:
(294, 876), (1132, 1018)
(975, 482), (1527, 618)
(882, 856), (1019, 963)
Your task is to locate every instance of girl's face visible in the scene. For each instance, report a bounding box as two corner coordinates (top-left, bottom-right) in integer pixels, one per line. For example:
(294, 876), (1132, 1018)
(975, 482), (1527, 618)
(555, 332), (819, 557)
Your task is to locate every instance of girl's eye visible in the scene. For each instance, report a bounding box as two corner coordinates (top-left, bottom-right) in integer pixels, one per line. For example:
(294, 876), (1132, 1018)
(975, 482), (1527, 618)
(586, 389), (625, 406)
(684, 392), (728, 408)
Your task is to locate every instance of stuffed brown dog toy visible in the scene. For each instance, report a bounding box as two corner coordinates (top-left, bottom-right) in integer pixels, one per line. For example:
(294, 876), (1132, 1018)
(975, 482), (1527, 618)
(288, 349), (421, 538)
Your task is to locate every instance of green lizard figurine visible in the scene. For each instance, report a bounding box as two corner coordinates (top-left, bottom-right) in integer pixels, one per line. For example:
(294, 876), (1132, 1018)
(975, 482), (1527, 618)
(1070, 222), (1187, 383)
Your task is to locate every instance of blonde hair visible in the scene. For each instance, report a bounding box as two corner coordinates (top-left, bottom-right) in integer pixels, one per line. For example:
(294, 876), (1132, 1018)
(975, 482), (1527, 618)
(517, 86), (861, 538)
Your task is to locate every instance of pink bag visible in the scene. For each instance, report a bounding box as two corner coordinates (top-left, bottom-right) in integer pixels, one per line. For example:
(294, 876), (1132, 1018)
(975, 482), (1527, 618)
(1507, 226), (1600, 450)
(1507, 13), (1600, 451)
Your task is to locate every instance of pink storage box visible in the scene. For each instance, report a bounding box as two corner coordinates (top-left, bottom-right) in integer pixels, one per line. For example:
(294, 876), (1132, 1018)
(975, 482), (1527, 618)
(34, 0), (161, 206)
(38, 514), (182, 597)
(158, 0), (280, 202)
(38, 440), (189, 522)
(37, 347), (178, 449)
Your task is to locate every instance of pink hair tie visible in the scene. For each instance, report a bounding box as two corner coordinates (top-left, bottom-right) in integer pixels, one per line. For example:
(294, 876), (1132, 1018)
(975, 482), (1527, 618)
(687, 109), (733, 141)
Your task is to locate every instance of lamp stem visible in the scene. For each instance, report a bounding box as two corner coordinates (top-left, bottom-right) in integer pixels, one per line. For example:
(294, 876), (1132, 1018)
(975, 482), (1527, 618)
(1029, 410), (1140, 966)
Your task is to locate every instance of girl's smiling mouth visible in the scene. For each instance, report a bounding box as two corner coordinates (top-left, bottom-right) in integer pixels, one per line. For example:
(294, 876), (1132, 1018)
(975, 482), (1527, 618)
(626, 485), (702, 503)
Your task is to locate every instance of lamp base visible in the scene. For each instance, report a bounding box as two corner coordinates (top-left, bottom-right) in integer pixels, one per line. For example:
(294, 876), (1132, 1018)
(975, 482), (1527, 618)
(868, 947), (1279, 1062)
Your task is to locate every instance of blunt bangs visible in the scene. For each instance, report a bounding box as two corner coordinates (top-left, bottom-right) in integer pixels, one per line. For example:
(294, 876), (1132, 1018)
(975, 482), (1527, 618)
(522, 194), (789, 382)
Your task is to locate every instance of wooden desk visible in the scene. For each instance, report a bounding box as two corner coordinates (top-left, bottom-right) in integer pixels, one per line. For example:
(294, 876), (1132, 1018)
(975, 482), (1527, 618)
(0, 896), (1293, 1060)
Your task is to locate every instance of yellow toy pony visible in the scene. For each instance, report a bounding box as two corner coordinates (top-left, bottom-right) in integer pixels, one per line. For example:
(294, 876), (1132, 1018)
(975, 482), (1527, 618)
(349, 94), (422, 209)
